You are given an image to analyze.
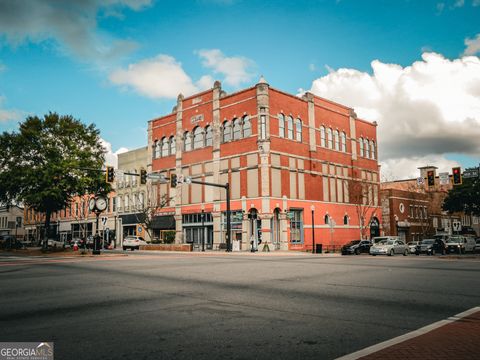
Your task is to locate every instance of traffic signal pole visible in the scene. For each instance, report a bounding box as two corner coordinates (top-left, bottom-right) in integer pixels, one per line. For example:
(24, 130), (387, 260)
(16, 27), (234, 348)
(188, 179), (231, 252)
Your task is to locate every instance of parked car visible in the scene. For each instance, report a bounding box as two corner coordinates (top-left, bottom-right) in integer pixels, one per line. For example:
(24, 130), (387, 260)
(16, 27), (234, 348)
(123, 236), (147, 251)
(407, 241), (421, 254)
(371, 236), (399, 245)
(0, 235), (24, 249)
(341, 240), (372, 255)
(47, 239), (65, 249)
(370, 239), (408, 256)
(445, 236), (476, 254)
(415, 238), (447, 255)
(475, 239), (480, 253)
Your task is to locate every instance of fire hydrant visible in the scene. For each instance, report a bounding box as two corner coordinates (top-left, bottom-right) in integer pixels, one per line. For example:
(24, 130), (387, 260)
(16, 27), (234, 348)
(73, 242), (79, 251)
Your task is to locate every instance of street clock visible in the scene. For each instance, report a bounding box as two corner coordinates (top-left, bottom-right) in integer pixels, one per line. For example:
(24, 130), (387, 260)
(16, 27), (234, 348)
(95, 196), (108, 212)
(88, 198), (96, 211)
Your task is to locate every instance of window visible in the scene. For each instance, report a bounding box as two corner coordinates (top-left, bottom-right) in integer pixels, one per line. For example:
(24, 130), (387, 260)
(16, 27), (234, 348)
(169, 136), (176, 155)
(334, 130), (339, 151)
(324, 214), (330, 224)
(289, 209), (303, 243)
(295, 118), (302, 142)
(359, 137), (364, 157)
(161, 137), (169, 157)
(287, 116), (294, 139)
(193, 126), (204, 149)
(364, 138), (370, 158)
(222, 121), (231, 142)
(232, 118), (242, 140)
(320, 126), (326, 147)
(278, 114), (285, 138)
(154, 140), (161, 158)
(184, 131), (192, 151)
(205, 126), (212, 146)
(124, 195), (129, 210)
(343, 215), (349, 225)
(327, 128), (333, 149)
(370, 140), (375, 159)
(341, 132), (347, 152)
(112, 197), (117, 212)
(260, 115), (267, 140)
(243, 116), (251, 137)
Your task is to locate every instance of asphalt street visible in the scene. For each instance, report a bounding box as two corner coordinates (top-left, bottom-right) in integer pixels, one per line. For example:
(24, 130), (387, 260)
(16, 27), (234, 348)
(0, 252), (479, 360)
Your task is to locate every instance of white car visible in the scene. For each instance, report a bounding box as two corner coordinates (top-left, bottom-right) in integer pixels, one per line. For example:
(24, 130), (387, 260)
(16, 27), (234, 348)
(123, 236), (147, 251)
(370, 239), (408, 256)
(44, 239), (65, 249)
(407, 241), (420, 254)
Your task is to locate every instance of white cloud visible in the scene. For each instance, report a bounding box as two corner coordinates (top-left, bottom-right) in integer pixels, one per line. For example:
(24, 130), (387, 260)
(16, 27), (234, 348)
(452, 0), (465, 8)
(0, 96), (23, 123)
(109, 55), (210, 99)
(308, 52), (480, 178)
(464, 33), (480, 55)
(101, 138), (128, 168)
(380, 155), (460, 181)
(197, 49), (255, 87)
(0, 0), (151, 62)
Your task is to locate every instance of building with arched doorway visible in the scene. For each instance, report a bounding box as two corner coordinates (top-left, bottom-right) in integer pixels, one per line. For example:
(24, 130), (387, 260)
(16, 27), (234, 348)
(148, 79), (381, 251)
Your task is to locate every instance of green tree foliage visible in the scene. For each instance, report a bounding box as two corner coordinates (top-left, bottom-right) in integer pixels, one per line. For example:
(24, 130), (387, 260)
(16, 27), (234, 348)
(0, 112), (110, 242)
(442, 177), (480, 216)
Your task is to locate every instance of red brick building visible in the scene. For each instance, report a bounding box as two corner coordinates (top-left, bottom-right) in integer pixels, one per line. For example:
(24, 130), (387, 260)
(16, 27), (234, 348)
(148, 79), (381, 251)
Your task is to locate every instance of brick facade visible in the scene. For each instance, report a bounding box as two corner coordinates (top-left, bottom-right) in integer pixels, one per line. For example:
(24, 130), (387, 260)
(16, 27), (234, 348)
(149, 79), (381, 251)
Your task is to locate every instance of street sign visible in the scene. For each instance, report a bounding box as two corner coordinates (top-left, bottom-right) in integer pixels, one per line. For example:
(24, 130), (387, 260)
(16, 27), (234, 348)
(417, 177), (424, 185)
(184, 176), (192, 185)
(463, 167), (479, 179)
(102, 216), (108, 226)
(439, 172), (450, 185)
(177, 174), (184, 184)
(452, 221), (462, 232)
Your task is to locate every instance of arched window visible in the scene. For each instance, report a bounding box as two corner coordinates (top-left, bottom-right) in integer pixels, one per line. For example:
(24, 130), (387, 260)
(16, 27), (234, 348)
(359, 137), (364, 157)
(324, 214), (330, 224)
(341, 132), (347, 152)
(243, 115), (251, 137)
(334, 130), (340, 150)
(287, 116), (294, 139)
(154, 140), (161, 158)
(364, 138), (370, 158)
(320, 126), (326, 147)
(222, 121), (231, 142)
(193, 126), (204, 149)
(278, 114), (285, 138)
(169, 136), (176, 155)
(327, 128), (333, 149)
(232, 118), (242, 140)
(343, 215), (349, 225)
(205, 126), (213, 146)
(161, 137), (169, 157)
(370, 140), (375, 159)
(184, 131), (192, 151)
(124, 194), (129, 210)
(295, 118), (302, 142)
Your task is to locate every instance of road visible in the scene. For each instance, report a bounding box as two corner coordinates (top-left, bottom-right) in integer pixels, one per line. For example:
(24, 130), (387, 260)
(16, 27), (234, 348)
(0, 251), (479, 359)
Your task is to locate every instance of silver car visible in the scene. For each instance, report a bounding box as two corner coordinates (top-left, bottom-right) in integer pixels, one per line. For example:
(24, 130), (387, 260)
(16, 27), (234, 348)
(370, 239), (408, 256)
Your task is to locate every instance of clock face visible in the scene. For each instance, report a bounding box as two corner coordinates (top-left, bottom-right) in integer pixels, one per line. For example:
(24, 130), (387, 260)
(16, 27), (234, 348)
(95, 196), (108, 211)
(88, 198), (96, 211)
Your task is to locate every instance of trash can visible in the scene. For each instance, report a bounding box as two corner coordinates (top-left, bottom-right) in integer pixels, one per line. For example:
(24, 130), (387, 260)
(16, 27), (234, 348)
(315, 244), (323, 254)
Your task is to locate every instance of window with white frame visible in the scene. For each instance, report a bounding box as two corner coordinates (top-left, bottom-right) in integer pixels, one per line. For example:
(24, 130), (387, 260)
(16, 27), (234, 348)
(222, 121), (231, 142)
(193, 126), (204, 149)
(287, 116), (294, 140)
(334, 130), (340, 151)
(327, 128), (333, 149)
(169, 136), (176, 155)
(232, 118), (242, 140)
(260, 115), (267, 140)
(320, 126), (326, 147)
(295, 118), (302, 142)
(161, 137), (169, 157)
(359, 137), (364, 157)
(341, 131), (347, 152)
(205, 126), (212, 146)
(278, 114), (285, 138)
(370, 140), (375, 159)
(243, 116), (252, 137)
(364, 138), (370, 158)
(184, 131), (192, 151)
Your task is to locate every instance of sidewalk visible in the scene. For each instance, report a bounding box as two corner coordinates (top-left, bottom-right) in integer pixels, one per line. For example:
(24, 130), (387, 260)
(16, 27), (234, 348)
(338, 307), (480, 360)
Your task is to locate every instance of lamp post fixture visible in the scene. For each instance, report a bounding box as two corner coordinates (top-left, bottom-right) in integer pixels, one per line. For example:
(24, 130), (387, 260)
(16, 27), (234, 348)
(201, 208), (205, 252)
(311, 205), (315, 254)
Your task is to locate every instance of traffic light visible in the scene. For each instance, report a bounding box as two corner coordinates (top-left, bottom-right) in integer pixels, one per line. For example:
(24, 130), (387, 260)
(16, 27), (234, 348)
(170, 174), (177, 187)
(106, 166), (115, 184)
(452, 167), (462, 185)
(140, 169), (147, 185)
(427, 170), (435, 187)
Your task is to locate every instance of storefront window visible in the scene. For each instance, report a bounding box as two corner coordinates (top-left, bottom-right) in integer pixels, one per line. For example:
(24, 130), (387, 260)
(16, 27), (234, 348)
(289, 209), (303, 243)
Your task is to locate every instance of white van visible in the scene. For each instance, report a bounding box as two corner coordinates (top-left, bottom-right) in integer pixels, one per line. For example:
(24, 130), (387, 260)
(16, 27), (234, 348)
(445, 235), (476, 254)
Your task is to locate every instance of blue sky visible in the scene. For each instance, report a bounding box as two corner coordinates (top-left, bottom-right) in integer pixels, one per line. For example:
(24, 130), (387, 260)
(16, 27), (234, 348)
(0, 0), (479, 178)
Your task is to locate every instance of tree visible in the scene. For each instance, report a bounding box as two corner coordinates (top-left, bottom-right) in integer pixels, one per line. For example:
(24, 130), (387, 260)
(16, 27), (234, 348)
(132, 181), (171, 243)
(349, 178), (379, 240)
(443, 177), (480, 216)
(0, 112), (109, 248)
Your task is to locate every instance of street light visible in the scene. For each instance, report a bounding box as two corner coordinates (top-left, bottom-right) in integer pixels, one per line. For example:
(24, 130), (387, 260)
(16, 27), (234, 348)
(311, 205), (315, 254)
(201, 208), (205, 252)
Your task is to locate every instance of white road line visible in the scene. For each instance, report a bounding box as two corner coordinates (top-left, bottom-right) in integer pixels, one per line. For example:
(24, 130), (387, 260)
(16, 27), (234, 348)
(335, 306), (480, 360)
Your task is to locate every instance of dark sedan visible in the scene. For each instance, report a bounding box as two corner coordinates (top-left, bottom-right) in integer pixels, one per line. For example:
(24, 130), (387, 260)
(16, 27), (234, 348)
(415, 238), (447, 255)
(341, 240), (372, 255)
